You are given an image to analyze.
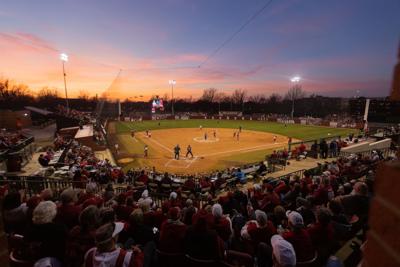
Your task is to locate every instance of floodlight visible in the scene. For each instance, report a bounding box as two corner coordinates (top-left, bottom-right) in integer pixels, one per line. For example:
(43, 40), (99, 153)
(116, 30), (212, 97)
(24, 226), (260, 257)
(60, 53), (68, 62)
(290, 76), (301, 83)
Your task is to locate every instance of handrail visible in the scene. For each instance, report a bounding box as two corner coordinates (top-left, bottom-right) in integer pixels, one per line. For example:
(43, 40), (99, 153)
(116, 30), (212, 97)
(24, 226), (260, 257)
(9, 136), (35, 152)
(339, 147), (391, 158)
(263, 169), (306, 183)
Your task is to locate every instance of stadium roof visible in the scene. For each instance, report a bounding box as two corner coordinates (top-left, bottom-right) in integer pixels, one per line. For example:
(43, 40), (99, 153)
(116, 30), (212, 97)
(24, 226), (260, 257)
(24, 106), (53, 116)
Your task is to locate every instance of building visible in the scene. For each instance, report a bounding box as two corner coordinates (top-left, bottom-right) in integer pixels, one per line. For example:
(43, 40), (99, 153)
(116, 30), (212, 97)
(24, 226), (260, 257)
(349, 97), (400, 123)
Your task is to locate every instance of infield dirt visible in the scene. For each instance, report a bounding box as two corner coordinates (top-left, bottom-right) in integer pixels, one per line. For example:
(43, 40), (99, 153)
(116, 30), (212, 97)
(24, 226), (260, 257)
(116, 128), (298, 174)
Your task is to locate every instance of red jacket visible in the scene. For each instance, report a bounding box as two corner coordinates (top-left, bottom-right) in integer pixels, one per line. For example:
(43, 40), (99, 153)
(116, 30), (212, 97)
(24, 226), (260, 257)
(212, 217), (232, 242)
(137, 174), (149, 184)
(307, 222), (334, 248)
(56, 204), (81, 229)
(283, 229), (315, 262)
(247, 220), (276, 246)
(159, 220), (187, 253)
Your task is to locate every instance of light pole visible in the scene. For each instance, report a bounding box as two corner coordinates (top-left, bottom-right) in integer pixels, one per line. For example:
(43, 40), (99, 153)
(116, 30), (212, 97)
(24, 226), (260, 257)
(290, 76), (301, 119)
(168, 80), (176, 115)
(60, 53), (69, 112)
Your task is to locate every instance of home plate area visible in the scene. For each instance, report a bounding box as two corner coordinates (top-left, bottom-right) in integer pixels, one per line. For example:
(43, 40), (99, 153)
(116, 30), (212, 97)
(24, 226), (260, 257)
(165, 156), (198, 168)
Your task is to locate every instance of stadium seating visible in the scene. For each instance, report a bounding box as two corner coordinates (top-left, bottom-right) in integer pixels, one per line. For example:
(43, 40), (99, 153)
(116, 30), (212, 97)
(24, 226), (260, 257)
(1, 126), (397, 267)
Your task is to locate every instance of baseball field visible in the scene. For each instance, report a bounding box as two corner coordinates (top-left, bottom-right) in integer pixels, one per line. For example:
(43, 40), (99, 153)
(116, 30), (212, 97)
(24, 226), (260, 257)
(109, 120), (357, 174)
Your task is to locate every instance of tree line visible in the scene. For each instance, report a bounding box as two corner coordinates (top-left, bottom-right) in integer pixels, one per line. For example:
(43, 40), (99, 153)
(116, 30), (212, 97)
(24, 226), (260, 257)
(1, 78), (349, 117)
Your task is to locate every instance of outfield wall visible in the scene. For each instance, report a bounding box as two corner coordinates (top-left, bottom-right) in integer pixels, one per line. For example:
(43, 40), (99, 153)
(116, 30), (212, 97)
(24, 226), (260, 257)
(122, 114), (362, 129)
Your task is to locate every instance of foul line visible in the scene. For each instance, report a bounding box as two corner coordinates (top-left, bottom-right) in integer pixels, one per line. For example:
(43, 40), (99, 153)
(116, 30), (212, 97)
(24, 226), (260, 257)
(197, 142), (286, 157)
(164, 156), (198, 168)
(138, 133), (173, 153)
(185, 156), (198, 168)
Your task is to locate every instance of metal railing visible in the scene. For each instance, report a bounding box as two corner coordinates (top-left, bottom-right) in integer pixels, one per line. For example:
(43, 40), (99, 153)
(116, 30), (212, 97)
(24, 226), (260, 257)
(0, 176), (212, 207)
(263, 169), (306, 185)
(0, 176), (102, 198)
(338, 147), (391, 158)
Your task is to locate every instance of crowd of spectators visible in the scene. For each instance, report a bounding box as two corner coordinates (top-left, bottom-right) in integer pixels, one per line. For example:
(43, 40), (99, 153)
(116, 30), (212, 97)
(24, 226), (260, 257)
(56, 105), (91, 124)
(2, 150), (393, 267)
(0, 129), (28, 150)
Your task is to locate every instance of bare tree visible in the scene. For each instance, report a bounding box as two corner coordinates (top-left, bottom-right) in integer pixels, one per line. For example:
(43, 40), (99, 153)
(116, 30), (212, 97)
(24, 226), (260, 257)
(162, 93), (169, 101)
(0, 78), (34, 109)
(248, 93), (266, 104)
(200, 88), (218, 102)
(285, 85), (306, 101)
(0, 78), (31, 99)
(268, 93), (283, 103)
(231, 89), (247, 104)
(214, 91), (226, 102)
(37, 87), (59, 99)
(285, 84), (306, 118)
(78, 90), (90, 100)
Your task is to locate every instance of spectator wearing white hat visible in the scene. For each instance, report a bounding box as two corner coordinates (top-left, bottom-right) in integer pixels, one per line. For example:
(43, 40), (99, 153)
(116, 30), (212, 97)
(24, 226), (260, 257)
(271, 234), (296, 267)
(211, 203), (232, 242)
(26, 201), (67, 262)
(282, 211), (315, 263)
(138, 190), (152, 207)
(84, 222), (143, 267)
(242, 210), (276, 252)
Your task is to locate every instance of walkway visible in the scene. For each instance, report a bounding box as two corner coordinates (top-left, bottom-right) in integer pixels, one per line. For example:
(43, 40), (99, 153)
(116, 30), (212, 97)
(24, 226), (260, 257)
(268, 157), (330, 178)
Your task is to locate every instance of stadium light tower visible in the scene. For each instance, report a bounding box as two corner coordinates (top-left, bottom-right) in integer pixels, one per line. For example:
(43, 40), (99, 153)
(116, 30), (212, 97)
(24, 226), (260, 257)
(60, 53), (70, 112)
(169, 80), (176, 115)
(290, 76), (301, 119)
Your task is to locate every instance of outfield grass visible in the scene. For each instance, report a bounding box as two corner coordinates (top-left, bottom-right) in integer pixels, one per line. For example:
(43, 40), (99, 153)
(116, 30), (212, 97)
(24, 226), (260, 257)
(116, 119), (357, 141)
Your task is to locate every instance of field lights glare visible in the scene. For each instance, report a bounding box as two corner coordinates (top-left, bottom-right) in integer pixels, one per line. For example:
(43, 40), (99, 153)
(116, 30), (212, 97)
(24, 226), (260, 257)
(290, 76), (301, 83)
(60, 53), (69, 62)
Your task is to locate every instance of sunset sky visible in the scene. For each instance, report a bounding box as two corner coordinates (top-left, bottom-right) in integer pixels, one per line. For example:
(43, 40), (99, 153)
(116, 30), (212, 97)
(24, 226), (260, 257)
(0, 0), (399, 100)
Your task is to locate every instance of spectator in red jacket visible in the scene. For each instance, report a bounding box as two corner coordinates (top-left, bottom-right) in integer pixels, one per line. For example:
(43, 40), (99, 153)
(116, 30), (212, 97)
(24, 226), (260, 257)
(184, 209), (224, 260)
(78, 183), (97, 205)
(313, 177), (331, 205)
(274, 180), (289, 196)
(282, 211), (315, 263)
(307, 208), (335, 262)
(162, 192), (182, 211)
(136, 170), (149, 185)
(211, 204), (232, 242)
(114, 194), (134, 222)
(245, 210), (276, 253)
(159, 207), (187, 254)
(299, 142), (306, 154)
(67, 205), (100, 267)
(56, 188), (82, 230)
(260, 185), (280, 212)
(200, 177), (212, 189)
(183, 176), (196, 191)
(182, 199), (197, 225)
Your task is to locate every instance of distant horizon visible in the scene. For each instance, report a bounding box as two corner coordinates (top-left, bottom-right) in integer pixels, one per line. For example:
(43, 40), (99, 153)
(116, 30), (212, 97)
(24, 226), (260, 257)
(1, 0), (399, 99)
(0, 75), (392, 101)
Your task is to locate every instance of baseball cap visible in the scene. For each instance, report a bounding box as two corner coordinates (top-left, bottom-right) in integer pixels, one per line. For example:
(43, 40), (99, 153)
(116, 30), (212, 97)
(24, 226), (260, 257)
(286, 211), (304, 227)
(271, 235), (296, 266)
(95, 222), (124, 245)
(112, 222), (124, 237)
